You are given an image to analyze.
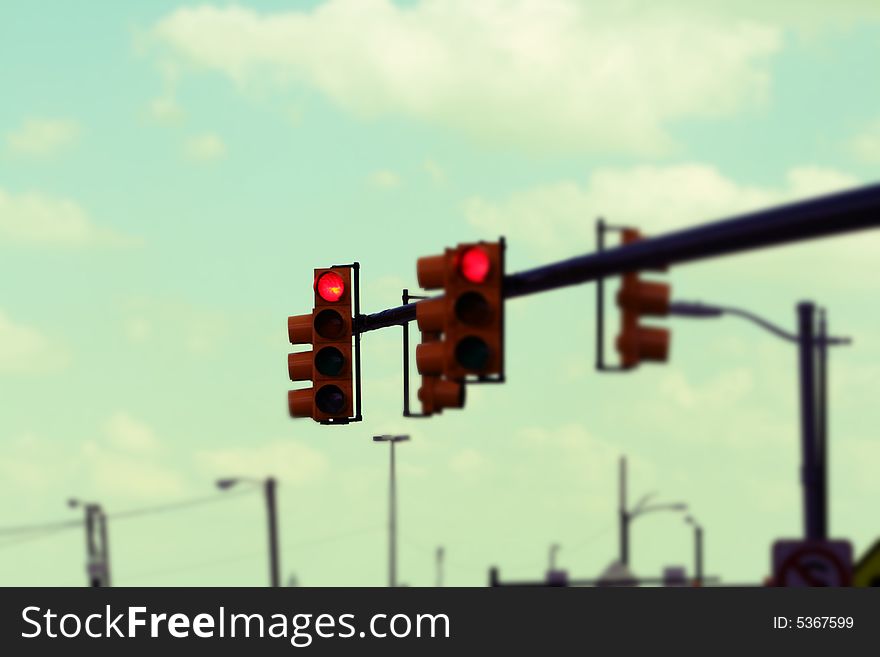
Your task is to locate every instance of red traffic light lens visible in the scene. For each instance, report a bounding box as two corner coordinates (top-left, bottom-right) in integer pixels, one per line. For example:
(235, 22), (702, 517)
(316, 271), (345, 302)
(459, 247), (490, 283)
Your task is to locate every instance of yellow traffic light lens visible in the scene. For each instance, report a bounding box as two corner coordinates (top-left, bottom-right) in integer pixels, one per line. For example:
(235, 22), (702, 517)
(314, 309), (345, 340)
(459, 246), (491, 283)
(315, 346), (345, 376)
(316, 271), (346, 302)
(315, 384), (346, 415)
(454, 291), (492, 326)
(455, 336), (490, 371)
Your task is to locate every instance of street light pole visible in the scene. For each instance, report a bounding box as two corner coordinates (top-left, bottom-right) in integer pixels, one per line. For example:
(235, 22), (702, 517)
(617, 456), (687, 568)
(264, 477), (280, 588)
(436, 546), (445, 587)
(685, 516), (704, 586)
(216, 476), (280, 587)
(374, 435), (410, 587)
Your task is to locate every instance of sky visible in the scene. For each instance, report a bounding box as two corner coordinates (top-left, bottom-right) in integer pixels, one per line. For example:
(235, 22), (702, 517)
(1, 0), (879, 587)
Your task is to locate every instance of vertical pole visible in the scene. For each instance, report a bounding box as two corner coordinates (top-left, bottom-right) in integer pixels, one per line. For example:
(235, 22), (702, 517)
(816, 309), (828, 540)
(389, 440), (397, 588)
(402, 290), (410, 416)
(695, 525), (704, 586)
(619, 456), (629, 565)
(98, 509), (111, 587)
(797, 302), (820, 540)
(596, 218), (605, 370)
(84, 506), (100, 587)
(436, 546), (444, 587)
(265, 477), (280, 588)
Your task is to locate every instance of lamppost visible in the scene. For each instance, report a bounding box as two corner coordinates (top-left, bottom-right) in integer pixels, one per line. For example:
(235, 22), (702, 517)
(373, 434), (410, 587)
(436, 546), (445, 587)
(68, 498), (110, 587)
(685, 515), (704, 586)
(618, 456), (687, 567)
(668, 300), (850, 540)
(216, 476), (279, 587)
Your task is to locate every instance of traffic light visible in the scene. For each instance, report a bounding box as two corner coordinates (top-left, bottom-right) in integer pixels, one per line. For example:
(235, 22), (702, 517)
(615, 229), (670, 368)
(414, 240), (505, 414)
(288, 267), (355, 422)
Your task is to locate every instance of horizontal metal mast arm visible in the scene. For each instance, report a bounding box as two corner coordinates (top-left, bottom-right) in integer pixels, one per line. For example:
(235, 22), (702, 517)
(357, 183), (880, 333)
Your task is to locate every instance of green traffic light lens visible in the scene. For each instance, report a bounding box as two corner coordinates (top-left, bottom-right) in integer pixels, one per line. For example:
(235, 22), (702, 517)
(455, 291), (492, 326)
(455, 336), (490, 371)
(315, 384), (346, 415)
(315, 346), (345, 376)
(314, 309), (345, 339)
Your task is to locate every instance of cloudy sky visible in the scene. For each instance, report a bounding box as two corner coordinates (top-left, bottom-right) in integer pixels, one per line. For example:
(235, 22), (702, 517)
(1, 1), (879, 587)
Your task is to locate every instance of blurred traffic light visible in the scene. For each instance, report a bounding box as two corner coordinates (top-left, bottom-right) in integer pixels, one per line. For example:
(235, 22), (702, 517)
(288, 267), (355, 422)
(414, 240), (505, 414)
(615, 229), (670, 368)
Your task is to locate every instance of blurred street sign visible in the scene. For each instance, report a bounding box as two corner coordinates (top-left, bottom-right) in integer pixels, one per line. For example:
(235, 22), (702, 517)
(772, 539), (853, 587)
(853, 539), (880, 587)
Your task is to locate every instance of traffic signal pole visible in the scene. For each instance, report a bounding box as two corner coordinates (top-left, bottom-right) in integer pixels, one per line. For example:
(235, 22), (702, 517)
(358, 183), (880, 333)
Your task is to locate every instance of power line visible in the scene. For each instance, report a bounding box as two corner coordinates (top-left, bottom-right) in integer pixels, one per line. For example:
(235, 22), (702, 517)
(108, 488), (255, 521)
(115, 525), (383, 585)
(0, 489), (255, 537)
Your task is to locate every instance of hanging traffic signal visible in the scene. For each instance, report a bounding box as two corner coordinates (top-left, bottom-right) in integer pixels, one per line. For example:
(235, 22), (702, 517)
(288, 267), (356, 422)
(414, 240), (504, 414)
(615, 229), (670, 368)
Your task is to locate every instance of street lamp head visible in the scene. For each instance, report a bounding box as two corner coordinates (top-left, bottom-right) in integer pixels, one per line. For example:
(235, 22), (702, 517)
(373, 435), (410, 443)
(216, 478), (239, 490)
(67, 498), (80, 509)
(670, 503), (688, 512)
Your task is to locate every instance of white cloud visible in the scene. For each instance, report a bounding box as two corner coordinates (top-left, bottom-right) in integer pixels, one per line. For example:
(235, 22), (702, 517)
(449, 448), (486, 475)
(124, 317), (153, 344)
(151, 1), (780, 154)
(81, 438), (187, 498)
(121, 297), (230, 357)
(184, 133), (227, 161)
(849, 119), (880, 163)
(6, 118), (79, 156)
(104, 412), (160, 453)
(368, 169), (401, 189)
(0, 187), (135, 247)
(0, 311), (69, 375)
(149, 95), (185, 124)
(424, 159), (446, 185)
(465, 163), (860, 259)
(195, 440), (329, 486)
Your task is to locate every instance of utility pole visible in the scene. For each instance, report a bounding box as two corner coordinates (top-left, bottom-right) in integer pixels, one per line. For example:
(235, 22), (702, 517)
(69, 499), (110, 587)
(216, 476), (281, 587)
(264, 477), (280, 588)
(619, 457), (628, 566)
(373, 435), (410, 587)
